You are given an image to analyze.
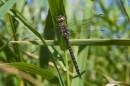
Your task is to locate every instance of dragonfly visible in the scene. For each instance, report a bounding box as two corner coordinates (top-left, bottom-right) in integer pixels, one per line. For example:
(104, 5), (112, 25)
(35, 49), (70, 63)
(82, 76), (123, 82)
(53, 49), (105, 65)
(55, 14), (105, 78)
(56, 15), (82, 78)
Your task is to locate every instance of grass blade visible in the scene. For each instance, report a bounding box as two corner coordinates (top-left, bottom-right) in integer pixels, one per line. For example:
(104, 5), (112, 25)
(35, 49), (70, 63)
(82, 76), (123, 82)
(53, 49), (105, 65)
(10, 9), (65, 86)
(0, 0), (16, 17)
(8, 62), (56, 80)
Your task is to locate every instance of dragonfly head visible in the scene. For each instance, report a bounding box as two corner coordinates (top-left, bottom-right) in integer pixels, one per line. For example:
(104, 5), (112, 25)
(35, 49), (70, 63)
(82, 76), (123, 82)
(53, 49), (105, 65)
(57, 15), (65, 23)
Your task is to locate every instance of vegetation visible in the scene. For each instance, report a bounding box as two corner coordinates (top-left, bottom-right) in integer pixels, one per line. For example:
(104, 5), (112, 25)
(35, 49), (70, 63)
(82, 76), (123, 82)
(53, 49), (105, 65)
(0, 0), (130, 86)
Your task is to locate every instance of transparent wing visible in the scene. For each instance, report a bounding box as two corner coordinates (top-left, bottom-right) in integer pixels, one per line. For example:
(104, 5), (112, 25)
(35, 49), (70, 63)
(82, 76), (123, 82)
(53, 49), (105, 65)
(67, 14), (112, 39)
(43, 14), (126, 39)
(66, 14), (127, 39)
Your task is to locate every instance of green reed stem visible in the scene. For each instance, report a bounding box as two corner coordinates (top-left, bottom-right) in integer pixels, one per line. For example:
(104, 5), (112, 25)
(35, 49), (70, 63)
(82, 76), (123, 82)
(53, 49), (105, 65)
(64, 50), (70, 86)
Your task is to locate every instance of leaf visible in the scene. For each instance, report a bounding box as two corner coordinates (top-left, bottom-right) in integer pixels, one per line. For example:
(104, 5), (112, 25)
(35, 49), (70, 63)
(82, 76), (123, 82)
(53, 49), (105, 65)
(71, 46), (89, 86)
(48, 0), (66, 40)
(0, 0), (17, 17)
(118, 0), (130, 23)
(0, 37), (17, 62)
(7, 14), (22, 61)
(8, 62), (56, 80)
(10, 9), (64, 86)
(47, 0), (66, 86)
(16, 0), (25, 12)
(39, 10), (55, 68)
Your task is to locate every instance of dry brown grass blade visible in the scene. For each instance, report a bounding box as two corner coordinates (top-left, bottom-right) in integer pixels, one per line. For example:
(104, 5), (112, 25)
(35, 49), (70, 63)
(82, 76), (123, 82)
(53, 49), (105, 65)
(0, 63), (44, 86)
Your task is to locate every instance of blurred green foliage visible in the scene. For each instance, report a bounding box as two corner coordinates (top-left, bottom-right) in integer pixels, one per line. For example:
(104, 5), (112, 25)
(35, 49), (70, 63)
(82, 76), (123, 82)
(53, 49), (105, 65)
(0, 0), (130, 86)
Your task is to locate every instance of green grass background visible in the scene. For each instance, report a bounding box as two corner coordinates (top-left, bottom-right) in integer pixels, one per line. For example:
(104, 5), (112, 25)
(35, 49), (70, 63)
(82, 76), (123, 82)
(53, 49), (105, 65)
(0, 0), (130, 86)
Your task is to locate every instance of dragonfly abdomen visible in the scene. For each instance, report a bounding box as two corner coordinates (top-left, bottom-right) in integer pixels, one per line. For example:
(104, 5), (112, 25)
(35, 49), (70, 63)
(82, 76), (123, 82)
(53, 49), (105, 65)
(67, 43), (81, 78)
